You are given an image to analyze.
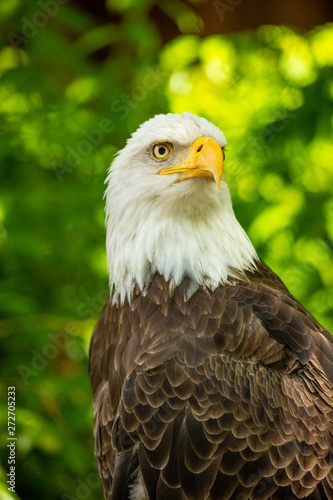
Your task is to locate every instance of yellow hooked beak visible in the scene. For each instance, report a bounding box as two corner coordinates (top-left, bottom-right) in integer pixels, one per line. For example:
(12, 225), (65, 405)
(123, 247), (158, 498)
(159, 137), (223, 189)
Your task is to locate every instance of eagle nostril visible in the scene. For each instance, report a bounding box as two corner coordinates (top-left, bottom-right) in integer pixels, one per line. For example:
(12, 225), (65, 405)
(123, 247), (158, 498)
(197, 144), (203, 153)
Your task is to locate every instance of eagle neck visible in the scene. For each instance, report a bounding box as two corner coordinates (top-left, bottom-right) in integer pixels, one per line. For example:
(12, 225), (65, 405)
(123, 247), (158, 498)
(106, 183), (258, 306)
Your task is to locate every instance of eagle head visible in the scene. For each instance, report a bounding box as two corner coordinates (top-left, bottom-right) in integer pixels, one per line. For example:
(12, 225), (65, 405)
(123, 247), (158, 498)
(105, 112), (258, 304)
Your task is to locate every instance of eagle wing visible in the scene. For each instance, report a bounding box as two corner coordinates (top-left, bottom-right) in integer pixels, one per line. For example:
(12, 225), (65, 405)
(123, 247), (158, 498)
(89, 261), (333, 499)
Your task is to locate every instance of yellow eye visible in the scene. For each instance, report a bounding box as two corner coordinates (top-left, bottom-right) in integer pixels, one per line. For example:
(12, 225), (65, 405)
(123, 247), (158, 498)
(152, 143), (171, 160)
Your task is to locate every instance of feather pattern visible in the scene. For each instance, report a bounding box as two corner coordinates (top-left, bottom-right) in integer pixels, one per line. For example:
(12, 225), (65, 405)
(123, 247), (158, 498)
(89, 261), (333, 499)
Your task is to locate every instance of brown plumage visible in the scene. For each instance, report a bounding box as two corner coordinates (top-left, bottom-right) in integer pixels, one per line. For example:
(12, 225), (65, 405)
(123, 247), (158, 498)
(89, 112), (333, 499)
(89, 261), (333, 499)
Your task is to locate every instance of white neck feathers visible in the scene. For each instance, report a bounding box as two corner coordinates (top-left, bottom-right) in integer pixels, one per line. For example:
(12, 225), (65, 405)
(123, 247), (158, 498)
(105, 178), (258, 305)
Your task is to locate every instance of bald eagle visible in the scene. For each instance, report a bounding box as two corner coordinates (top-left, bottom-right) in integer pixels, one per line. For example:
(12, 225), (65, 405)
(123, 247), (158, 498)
(89, 112), (333, 499)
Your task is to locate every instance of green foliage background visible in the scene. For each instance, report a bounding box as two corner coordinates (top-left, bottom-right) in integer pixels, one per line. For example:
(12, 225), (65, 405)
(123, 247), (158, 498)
(0, 1), (332, 499)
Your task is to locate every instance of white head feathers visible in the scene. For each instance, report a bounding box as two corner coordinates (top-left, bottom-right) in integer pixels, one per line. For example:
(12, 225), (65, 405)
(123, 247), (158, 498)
(105, 112), (258, 304)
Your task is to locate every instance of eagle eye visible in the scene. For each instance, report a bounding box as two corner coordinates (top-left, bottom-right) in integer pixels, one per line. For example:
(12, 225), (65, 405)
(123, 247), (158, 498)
(152, 143), (171, 160)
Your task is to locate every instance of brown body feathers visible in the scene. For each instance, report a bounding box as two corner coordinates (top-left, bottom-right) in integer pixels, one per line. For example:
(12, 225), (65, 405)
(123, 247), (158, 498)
(89, 260), (333, 499)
